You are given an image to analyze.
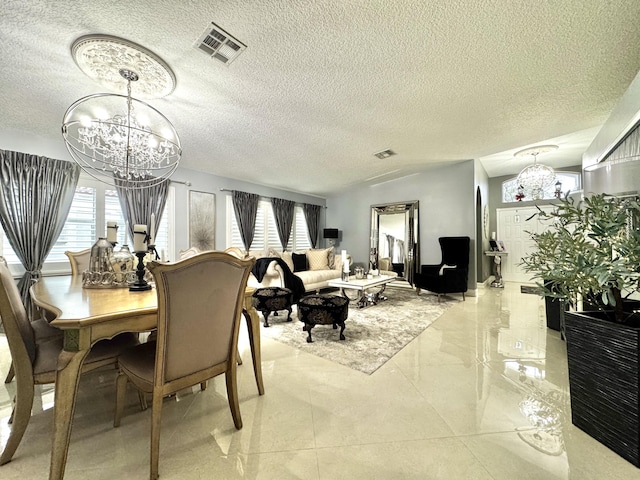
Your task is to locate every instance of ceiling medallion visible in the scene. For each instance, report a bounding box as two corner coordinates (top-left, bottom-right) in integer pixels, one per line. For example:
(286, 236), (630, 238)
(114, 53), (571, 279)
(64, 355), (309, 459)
(71, 34), (176, 99)
(63, 36), (180, 189)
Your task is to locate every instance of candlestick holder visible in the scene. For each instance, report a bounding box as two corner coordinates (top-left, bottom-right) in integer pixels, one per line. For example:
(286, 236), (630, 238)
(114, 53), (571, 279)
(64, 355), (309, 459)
(148, 244), (160, 261)
(342, 269), (350, 282)
(130, 251), (152, 291)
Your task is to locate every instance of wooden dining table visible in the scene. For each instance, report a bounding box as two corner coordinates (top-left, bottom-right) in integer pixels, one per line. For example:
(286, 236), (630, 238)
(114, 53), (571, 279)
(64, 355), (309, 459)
(29, 275), (264, 480)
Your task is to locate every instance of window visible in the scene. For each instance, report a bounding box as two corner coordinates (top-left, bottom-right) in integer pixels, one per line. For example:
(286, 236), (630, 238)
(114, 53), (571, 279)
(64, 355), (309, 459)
(0, 176), (174, 273)
(502, 171), (582, 203)
(227, 197), (312, 252)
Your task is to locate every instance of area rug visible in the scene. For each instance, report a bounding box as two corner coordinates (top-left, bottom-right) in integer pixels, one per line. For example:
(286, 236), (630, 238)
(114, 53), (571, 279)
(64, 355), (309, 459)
(260, 286), (456, 374)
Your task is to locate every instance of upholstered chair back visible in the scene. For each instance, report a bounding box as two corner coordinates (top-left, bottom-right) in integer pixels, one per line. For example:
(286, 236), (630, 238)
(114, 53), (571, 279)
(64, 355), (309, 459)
(65, 249), (91, 276)
(177, 246), (203, 260)
(0, 261), (36, 366)
(439, 237), (470, 269)
(148, 251), (254, 384)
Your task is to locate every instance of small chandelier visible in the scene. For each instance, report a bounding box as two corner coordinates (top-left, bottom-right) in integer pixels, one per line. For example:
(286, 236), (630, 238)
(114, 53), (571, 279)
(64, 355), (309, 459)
(62, 35), (181, 189)
(514, 145), (558, 200)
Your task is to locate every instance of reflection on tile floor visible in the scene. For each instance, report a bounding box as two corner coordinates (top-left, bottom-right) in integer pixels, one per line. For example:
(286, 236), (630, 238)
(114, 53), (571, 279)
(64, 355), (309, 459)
(1, 283), (639, 479)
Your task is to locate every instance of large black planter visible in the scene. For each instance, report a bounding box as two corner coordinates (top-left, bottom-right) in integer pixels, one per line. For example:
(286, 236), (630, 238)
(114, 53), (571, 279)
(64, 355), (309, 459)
(544, 296), (565, 331)
(543, 281), (566, 332)
(564, 310), (640, 467)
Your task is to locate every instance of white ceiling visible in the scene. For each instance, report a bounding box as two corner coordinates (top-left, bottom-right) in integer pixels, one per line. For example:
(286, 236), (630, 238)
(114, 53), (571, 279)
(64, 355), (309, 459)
(2, 1), (640, 196)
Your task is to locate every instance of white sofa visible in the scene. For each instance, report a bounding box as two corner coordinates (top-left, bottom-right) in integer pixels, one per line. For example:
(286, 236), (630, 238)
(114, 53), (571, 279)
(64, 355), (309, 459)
(248, 247), (350, 293)
(178, 246), (396, 293)
(178, 246), (347, 292)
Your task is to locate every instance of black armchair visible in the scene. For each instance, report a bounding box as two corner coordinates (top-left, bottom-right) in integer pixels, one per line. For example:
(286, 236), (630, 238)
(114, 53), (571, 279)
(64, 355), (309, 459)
(414, 236), (470, 301)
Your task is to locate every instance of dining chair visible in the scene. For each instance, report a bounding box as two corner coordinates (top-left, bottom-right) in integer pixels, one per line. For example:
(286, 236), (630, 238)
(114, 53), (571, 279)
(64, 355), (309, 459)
(177, 246), (203, 259)
(179, 246), (245, 372)
(113, 251), (255, 480)
(64, 248), (91, 276)
(0, 261), (140, 465)
(224, 246), (246, 258)
(2, 257), (62, 384)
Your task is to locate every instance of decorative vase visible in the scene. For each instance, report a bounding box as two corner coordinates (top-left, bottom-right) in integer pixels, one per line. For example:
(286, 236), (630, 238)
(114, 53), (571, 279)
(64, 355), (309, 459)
(110, 244), (135, 272)
(89, 237), (114, 273)
(564, 310), (640, 467)
(354, 267), (365, 279)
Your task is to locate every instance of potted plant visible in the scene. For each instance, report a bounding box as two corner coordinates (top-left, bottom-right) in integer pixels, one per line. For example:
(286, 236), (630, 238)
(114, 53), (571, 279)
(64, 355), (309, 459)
(521, 193), (640, 466)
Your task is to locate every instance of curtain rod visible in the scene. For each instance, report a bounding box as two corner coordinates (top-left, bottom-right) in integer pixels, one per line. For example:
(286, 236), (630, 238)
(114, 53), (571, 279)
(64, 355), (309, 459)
(170, 179), (192, 186)
(219, 188), (326, 208)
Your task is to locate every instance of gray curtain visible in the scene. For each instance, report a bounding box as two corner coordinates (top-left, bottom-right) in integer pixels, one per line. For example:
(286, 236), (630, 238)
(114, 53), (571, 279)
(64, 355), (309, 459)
(115, 176), (169, 249)
(232, 190), (259, 253)
(271, 198), (295, 251)
(303, 203), (321, 248)
(0, 149), (80, 311)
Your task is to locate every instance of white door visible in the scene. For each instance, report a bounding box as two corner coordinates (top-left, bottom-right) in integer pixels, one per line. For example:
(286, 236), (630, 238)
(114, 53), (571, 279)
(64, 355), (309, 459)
(497, 206), (554, 284)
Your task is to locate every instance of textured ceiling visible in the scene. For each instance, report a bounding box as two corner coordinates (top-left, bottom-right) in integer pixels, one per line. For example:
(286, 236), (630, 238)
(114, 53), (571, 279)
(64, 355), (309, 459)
(2, 1), (640, 195)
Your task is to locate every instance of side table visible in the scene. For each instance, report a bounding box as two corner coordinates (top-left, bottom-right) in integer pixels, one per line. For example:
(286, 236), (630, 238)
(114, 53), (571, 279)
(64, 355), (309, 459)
(485, 251), (508, 288)
(297, 294), (349, 343)
(252, 287), (293, 327)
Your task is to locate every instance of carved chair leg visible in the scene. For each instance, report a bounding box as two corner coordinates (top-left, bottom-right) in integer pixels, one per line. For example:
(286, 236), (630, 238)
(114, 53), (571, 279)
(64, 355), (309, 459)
(8, 401), (15, 424)
(4, 362), (15, 383)
(138, 391), (148, 411)
(114, 372), (128, 427)
(0, 377), (34, 464)
(225, 364), (242, 430)
(150, 389), (164, 480)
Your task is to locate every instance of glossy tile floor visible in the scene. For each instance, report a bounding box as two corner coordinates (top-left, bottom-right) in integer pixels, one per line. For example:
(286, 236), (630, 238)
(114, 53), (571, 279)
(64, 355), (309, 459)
(1, 282), (639, 479)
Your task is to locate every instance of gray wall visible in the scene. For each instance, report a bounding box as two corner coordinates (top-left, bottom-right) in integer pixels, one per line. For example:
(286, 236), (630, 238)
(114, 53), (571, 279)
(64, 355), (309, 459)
(0, 129), (486, 291)
(170, 167), (326, 256)
(325, 160), (478, 293)
(583, 68), (640, 195)
(474, 159), (492, 283)
(0, 129), (327, 261)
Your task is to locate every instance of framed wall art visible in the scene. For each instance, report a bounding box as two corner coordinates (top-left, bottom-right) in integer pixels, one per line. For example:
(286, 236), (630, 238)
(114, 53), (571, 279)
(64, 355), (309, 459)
(188, 191), (215, 250)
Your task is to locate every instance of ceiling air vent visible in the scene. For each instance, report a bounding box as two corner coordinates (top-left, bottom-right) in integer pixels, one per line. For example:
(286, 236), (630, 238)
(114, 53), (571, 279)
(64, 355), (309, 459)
(195, 22), (246, 65)
(374, 149), (396, 159)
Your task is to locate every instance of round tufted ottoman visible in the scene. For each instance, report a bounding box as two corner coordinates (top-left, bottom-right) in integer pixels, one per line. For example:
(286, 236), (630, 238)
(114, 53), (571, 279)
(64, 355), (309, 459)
(297, 294), (349, 343)
(252, 287), (293, 327)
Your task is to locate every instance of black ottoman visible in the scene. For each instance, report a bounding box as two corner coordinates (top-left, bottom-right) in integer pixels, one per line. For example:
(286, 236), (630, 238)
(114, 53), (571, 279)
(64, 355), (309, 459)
(252, 287), (293, 327)
(297, 294), (349, 343)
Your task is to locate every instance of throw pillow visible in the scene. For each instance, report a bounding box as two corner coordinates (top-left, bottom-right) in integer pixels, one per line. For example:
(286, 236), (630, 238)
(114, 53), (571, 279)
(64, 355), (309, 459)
(280, 251), (294, 271)
(326, 246), (336, 269)
(292, 252), (308, 272)
(267, 247), (281, 258)
(307, 248), (330, 270)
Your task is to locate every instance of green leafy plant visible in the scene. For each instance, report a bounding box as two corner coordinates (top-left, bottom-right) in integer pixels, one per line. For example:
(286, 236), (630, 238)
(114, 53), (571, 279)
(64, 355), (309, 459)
(520, 193), (640, 323)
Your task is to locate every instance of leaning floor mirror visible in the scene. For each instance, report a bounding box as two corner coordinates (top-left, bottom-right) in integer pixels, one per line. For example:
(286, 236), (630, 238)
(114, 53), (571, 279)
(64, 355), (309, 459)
(370, 201), (419, 286)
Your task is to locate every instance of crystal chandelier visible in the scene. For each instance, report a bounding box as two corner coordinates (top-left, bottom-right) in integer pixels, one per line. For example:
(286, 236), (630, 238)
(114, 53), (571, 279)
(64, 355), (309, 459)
(61, 35), (181, 189)
(514, 145), (558, 200)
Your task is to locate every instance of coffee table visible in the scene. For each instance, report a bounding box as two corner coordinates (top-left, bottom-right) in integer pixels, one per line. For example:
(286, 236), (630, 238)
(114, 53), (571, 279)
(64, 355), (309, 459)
(328, 274), (396, 308)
